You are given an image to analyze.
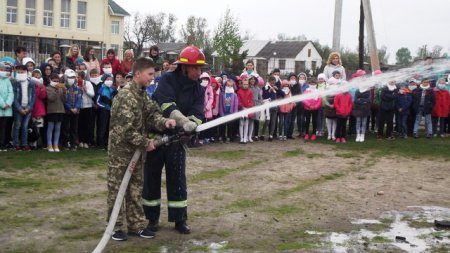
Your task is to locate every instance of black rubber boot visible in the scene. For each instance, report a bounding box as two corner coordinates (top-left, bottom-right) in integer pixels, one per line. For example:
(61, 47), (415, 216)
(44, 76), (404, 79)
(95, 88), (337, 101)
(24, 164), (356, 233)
(175, 221), (191, 234)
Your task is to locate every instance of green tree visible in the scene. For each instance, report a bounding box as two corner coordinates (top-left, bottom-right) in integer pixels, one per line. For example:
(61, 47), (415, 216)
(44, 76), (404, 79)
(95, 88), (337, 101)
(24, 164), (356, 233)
(415, 45), (430, 61)
(180, 16), (213, 67)
(431, 45), (443, 58)
(395, 47), (412, 66)
(312, 40), (332, 72)
(377, 45), (389, 65)
(276, 33), (307, 41)
(340, 48), (359, 74)
(124, 12), (177, 57)
(213, 9), (243, 74)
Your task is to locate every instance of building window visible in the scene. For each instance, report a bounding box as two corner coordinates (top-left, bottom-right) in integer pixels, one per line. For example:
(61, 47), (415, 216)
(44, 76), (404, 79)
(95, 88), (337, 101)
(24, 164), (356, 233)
(278, 59), (286, 70)
(77, 1), (87, 29)
(111, 44), (119, 53)
(43, 0), (53, 26)
(111, 21), (120, 34)
(308, 49), (312, 58)
(25, 0), (36, 25)
(60, 0), (70, 28)
(7, 0), (17, 23)
(311, 61), (317, 70)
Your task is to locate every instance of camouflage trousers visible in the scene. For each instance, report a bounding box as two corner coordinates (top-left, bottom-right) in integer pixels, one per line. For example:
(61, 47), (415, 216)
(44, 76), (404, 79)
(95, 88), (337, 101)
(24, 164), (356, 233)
(107, 159), (146, 232)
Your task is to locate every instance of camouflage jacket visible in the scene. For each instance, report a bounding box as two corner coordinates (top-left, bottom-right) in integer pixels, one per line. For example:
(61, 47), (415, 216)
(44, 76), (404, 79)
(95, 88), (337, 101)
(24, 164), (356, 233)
(108, 81), (167, 165)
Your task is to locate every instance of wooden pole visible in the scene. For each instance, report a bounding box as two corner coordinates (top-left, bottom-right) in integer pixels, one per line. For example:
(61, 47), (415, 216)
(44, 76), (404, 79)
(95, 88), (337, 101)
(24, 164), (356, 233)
(332, 0), (343, 52)
(362, 0), (380, 71)
(358, 0), (365, 70)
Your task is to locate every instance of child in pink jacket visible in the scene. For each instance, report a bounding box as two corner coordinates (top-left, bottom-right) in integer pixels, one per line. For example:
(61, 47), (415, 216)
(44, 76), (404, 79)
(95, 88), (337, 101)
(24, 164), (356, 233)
(31, 69), (47, 148)
(302, 85), (322, 141)
(200, 72), (214, 144)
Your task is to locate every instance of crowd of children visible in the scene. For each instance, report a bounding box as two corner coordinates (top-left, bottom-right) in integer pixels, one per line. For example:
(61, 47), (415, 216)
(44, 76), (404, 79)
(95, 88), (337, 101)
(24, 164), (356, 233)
(0, 47), (449, 152)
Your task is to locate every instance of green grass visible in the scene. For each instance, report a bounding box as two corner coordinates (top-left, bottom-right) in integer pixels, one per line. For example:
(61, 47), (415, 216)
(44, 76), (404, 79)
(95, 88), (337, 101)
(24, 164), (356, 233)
(283, 148), (305, 157)
(190, 160), (264, 183)
(263, 204), (305, 216)
(277, 242), (317, 251)
(409, 220), (434, 228)
(371, 236), (392, 243)
(228, 198), (262, 209)
(318, 134), (450, 159)
(192, 149), (247, 160)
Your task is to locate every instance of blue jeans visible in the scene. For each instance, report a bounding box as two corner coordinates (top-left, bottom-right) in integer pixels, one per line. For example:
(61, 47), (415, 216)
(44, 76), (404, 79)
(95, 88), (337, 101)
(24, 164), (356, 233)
(13, 112), (32, 146)
(399, 114), (409, 137)
(413, 111), (432, 135)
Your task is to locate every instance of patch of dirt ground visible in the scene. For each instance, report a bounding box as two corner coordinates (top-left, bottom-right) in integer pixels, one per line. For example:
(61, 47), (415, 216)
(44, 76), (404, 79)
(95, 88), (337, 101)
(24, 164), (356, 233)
(1, 140), (450, 252)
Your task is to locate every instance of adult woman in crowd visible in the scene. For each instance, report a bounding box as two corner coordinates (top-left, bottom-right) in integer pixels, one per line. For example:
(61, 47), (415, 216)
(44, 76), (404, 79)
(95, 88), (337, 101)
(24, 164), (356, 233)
(120, 49), (134, 75)
(323, 52), (347, 81)
(65, 44), (83, 70)
(83, 46), (100, 72)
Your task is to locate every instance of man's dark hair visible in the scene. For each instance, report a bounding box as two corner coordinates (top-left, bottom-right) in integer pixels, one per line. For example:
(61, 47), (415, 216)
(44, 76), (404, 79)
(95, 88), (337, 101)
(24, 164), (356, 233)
(51, 51), (61, 57)
(268, 76), (276, 82)
(15, 46), (27, 56)
(50, 73), (60, 81)
(272, 69), (280, 74)
(133, 57), (155, 74)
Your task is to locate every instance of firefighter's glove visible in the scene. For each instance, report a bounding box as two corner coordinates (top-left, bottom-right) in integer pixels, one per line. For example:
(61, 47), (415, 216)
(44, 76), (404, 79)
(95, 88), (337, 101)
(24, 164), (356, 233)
(170, 110), (197, 133)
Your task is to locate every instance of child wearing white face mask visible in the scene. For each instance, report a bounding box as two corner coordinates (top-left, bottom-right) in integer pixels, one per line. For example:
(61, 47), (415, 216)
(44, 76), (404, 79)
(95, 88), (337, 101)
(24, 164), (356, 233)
(96, 74), (117, 150)
(0, 62), (13, 151)
(219, 79), (238, 143)
(199, 72), (214, 144)
(46, 73), (66, 152)
(12, 65), (36, 151)
(30, 69), (47, 149)
(62, 69), (82, 150)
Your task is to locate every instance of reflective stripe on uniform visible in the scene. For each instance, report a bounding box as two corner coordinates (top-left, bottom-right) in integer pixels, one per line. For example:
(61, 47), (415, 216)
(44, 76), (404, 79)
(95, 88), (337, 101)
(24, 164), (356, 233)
(187, 115), (202, 126)
(167, 200), (187, 208)
(161, 102), (176, 112)
(142, 198), (161, 207)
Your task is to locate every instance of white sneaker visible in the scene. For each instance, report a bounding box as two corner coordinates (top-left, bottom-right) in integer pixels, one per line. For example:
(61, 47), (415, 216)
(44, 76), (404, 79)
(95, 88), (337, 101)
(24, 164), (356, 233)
(327, 135), (331, 140)
(356, 134), (360, 142)
(48, 145), (54, 152)
(360, 135), (365, 142)
(332, 136), (336, 141)
(248, 138), (253, 143)
(84, 143), (89, 148)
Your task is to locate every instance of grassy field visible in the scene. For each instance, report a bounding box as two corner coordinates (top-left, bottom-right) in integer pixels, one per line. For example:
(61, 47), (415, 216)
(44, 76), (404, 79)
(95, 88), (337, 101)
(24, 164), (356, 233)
(0, 134), (449, 252)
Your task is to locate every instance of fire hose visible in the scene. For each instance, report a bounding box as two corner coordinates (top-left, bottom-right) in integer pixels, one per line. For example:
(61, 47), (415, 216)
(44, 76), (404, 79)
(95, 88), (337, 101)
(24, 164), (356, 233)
(92, 129), (190, 253)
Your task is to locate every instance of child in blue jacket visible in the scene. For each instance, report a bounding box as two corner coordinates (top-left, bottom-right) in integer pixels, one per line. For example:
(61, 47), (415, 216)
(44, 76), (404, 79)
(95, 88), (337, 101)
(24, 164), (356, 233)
(62, 69), (82, 149)
(96, 74), (117, 149)
(396, 82), (413, 138)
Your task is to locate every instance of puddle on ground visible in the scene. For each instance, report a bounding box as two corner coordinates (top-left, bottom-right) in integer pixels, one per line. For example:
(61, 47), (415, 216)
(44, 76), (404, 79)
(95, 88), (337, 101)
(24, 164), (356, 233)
(329, 206), (450, 252)
(159, 239), (229, 253)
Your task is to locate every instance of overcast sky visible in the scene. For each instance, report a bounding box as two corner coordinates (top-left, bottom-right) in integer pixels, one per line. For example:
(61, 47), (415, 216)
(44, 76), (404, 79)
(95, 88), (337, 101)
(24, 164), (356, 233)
(115, 0), (450, 64)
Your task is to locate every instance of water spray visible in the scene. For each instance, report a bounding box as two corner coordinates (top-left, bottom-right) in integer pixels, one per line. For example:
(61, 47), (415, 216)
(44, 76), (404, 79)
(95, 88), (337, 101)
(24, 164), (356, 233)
(196, 60), (449, 133)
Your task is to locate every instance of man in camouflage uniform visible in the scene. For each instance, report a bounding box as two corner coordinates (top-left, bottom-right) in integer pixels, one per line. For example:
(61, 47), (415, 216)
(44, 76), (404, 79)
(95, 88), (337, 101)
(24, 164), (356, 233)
(107, 57), (176, 241)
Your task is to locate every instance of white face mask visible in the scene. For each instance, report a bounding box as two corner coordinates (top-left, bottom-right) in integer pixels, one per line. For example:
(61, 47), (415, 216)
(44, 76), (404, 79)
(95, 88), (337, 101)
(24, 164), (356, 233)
(104, 80), (113, 87)
(83, 70), (88, 76)
(388, 85), (396, 91)
(103, 68), (112, 75)
(408, 85), (417, 91)
(0, 71), (10, 78)
(200, 80), (209, 87)
(90, 77), (101, 84)
(16, 73), (28, 82)
(282, 87), (290, 94)
(31, 77), (43, 84)
(50, 81), (58, 87)
(225, 87), (234, 93)
(299, 80), (306, 85)
(67, 78), (76, 86)
(437, 84), (446, 90)
(289, 80), (296, 86)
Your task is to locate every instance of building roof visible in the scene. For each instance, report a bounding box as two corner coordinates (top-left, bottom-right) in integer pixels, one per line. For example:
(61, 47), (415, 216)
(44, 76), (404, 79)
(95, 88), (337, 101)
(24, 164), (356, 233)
(256, 41), (310, 59)
(155, 42), (187, 54)
(240, 40), (270, 57)
(108, 0), (130, 16)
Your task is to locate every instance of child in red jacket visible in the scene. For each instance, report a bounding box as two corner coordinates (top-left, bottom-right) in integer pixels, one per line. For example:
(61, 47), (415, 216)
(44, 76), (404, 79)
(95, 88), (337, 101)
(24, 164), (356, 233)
(237, 76), (255, 144)
(432, 78), (450, 137)
(31, 69), (47, 149)
(334, 91), (353, 143)
(302, 84), (322, 141)
(279, 80), (295, 141)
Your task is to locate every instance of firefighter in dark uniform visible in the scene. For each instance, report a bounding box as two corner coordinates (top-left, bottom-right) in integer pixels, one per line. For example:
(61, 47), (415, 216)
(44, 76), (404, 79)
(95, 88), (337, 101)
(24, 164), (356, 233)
(142, 46), (206, 234)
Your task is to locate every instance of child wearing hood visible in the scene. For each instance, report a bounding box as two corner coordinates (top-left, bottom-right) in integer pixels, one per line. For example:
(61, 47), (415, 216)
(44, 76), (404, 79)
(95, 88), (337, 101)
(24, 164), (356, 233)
(249, 75), (262, 141)
(396, 82), (413, 138)
(62, 69), (82, 150)
(30, 69), (47, 149)
(237, 76), (255, 143)
(78, 70), (95, 148)
(96, 73), (117, 149)
(296, 72), (309, 137)
(219, 79), (238, 143)
(432, 78), (449, 137)
(46, 73), (66, 152)
(262, 76), (285, 141)
(278, 80), (296, 141)
(199, 72), (214, 144)
(302, 81), (322, 141)
(0, 62), (13, 151)
(12, 65), (36, 150)
(316, 73), (328, 137)
(412, 79), (435, 138)
(352, 85), (372, 142)
(334, 89), (353, 143)
(378, 81), (398, 140)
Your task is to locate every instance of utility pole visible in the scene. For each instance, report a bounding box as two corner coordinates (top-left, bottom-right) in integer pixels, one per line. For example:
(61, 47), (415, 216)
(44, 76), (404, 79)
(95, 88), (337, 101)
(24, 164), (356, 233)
(358, 0), (365, 70)
(361, 0), (380, 71)
(332, 0), (343, 52)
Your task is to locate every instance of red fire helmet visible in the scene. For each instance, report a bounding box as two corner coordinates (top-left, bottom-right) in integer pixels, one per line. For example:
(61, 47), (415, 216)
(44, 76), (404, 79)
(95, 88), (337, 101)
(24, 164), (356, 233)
(175, 46), (207, 66)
